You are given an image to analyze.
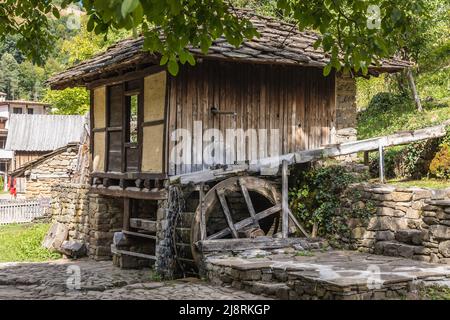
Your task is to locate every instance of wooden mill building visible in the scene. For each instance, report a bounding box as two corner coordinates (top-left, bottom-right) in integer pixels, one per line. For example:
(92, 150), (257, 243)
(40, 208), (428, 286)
(48, 9), (410, 277)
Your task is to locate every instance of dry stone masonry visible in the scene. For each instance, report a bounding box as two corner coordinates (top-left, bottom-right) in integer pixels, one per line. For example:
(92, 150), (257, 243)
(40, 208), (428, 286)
(50, 183), (123, 261)
(23, 146), (79, 199)
(343, 183), (450, 264)
(334, 74), (357, 144)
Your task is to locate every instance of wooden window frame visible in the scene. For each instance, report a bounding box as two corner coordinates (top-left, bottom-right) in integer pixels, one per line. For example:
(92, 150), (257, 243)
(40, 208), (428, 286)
(90, 65), (168, 177)
(122, 80), (144, 173)
(105, 84), (124, 173)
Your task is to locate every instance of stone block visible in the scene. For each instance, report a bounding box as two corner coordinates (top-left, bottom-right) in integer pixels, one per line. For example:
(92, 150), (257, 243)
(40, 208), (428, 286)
(376, 231), (395, 241)
(42, 222), (68, 251)
(60, 240), (87, 258)
(429, 225), (450, 240)
(391, 192), (413, 202)
(438, 240), (450, 258)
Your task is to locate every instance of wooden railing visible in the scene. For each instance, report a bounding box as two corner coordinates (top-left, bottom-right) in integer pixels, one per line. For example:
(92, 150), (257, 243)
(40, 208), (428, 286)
(0, 199), (47, 225)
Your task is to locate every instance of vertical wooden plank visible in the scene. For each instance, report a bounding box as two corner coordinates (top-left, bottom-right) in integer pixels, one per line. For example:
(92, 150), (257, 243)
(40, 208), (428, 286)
(123, 198), (131, 231)
(282, 160), (289, 238)
(379, 141), (385, 183)
(216, 189), (239, 239)
(364, 151), (370, 166)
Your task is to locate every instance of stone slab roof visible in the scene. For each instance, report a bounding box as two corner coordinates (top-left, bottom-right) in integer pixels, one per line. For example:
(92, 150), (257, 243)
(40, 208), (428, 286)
(48, 9), (412, 89)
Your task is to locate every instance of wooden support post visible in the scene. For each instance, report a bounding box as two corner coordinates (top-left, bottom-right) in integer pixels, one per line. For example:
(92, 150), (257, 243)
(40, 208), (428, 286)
(282, 160), (289, 239)
(199, 182), (207, 241)
(407, 69), (423, 112)
(123, 198), (131, 231)
(216, 189), (239, 239)
(364, 151), (370, 166)
(379, 141), (385, 184)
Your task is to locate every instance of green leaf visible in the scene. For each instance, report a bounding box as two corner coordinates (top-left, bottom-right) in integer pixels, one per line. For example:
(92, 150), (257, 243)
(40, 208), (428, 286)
(323, 64), (332, 76)
(121, 0), (140, 18)
(167, 59), (179, 76)
(160, 55), (169, 66)
(87, 17), (95, 32)
(186, 53), (196, 66)
(52, 7), (60, 19)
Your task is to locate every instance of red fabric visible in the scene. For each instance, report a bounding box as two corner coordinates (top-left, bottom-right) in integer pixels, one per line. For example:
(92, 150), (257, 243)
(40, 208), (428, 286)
(8, 177), (16, 198)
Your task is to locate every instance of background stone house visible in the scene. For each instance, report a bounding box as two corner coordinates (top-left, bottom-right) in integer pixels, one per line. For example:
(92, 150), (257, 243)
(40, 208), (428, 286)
(6, 114), (88, 197)
(0, 96), (50, 190)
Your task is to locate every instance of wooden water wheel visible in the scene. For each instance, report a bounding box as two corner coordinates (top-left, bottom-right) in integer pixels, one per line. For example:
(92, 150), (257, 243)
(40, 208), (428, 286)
(190, 176), (283, 265)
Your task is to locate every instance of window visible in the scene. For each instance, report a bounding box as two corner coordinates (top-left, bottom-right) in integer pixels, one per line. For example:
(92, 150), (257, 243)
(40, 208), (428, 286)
(27, 108), (34, 115)
(125, 92), (141, 172)
(13, 108), (22, 114)
(127, 95), (139, 144)
(0, 137), (6, 149)
(104, 80), (143, 173)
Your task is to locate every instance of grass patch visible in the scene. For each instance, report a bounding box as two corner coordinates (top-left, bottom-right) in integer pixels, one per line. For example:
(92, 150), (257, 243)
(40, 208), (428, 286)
(0, 223), (61, 263)
(418, 286), (450, 300)
(357, 93), (450, 140)
(295, 251), (315, 257)
(386, 178), (450, 189)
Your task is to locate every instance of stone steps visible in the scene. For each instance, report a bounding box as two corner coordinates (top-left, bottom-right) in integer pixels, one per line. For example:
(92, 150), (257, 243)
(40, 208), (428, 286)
(374, 240), (425, 259)
(205, 250), (450, 300)
(241, 281), (291, 299)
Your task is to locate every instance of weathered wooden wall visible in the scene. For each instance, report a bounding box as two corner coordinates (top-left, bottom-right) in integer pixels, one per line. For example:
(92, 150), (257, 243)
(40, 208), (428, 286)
(167, 61), (336, 176)
(13, 152), (46, 171)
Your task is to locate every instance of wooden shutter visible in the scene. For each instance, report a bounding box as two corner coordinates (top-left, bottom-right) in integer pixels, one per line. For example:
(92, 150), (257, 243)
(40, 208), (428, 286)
(142, 71), (167, 173)
(92, 87), (106, 172)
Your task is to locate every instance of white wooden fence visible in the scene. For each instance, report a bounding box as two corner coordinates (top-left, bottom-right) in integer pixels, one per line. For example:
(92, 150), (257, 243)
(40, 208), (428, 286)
(0, 199), (47, 225)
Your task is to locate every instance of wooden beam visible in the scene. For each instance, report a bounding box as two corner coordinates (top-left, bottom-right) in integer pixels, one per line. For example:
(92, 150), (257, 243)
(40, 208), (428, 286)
(111, 246), (156, 261)
(197, 237), (309, 252)
(122, 230), (157, 240)
(216, 189), (239, 239)
(170, 122), (449, 186)
(239, 179), (260, 228)
(282, 160), (289, 238)
(288, 209), (310, 238)
(129, 218), (157, 232)
(207, 204), (281, 240)
(89, 186), (168, 200)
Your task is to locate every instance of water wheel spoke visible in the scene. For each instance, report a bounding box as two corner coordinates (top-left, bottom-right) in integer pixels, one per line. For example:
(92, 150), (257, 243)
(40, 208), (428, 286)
(239, 178), (260, 228)
(216, 189), (239, 239)
(199, 183), (207, 240)
(207, 204), (282, 240)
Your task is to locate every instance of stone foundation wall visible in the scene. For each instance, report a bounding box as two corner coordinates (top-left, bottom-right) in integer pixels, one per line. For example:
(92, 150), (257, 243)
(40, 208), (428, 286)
(334, 74), (357, 144)
(51, 183), (90, 243)
(88, 194), (124, 261)
(23, 146), (79, 199)
(343, 183), (450, 263)
(51, 183), (124, 261)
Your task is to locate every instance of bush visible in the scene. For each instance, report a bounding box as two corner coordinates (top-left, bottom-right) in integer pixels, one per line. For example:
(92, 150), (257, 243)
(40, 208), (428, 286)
(369, 137), (441, 180)
(289, 165), (372, 243)
(429, 143), (450, 179)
